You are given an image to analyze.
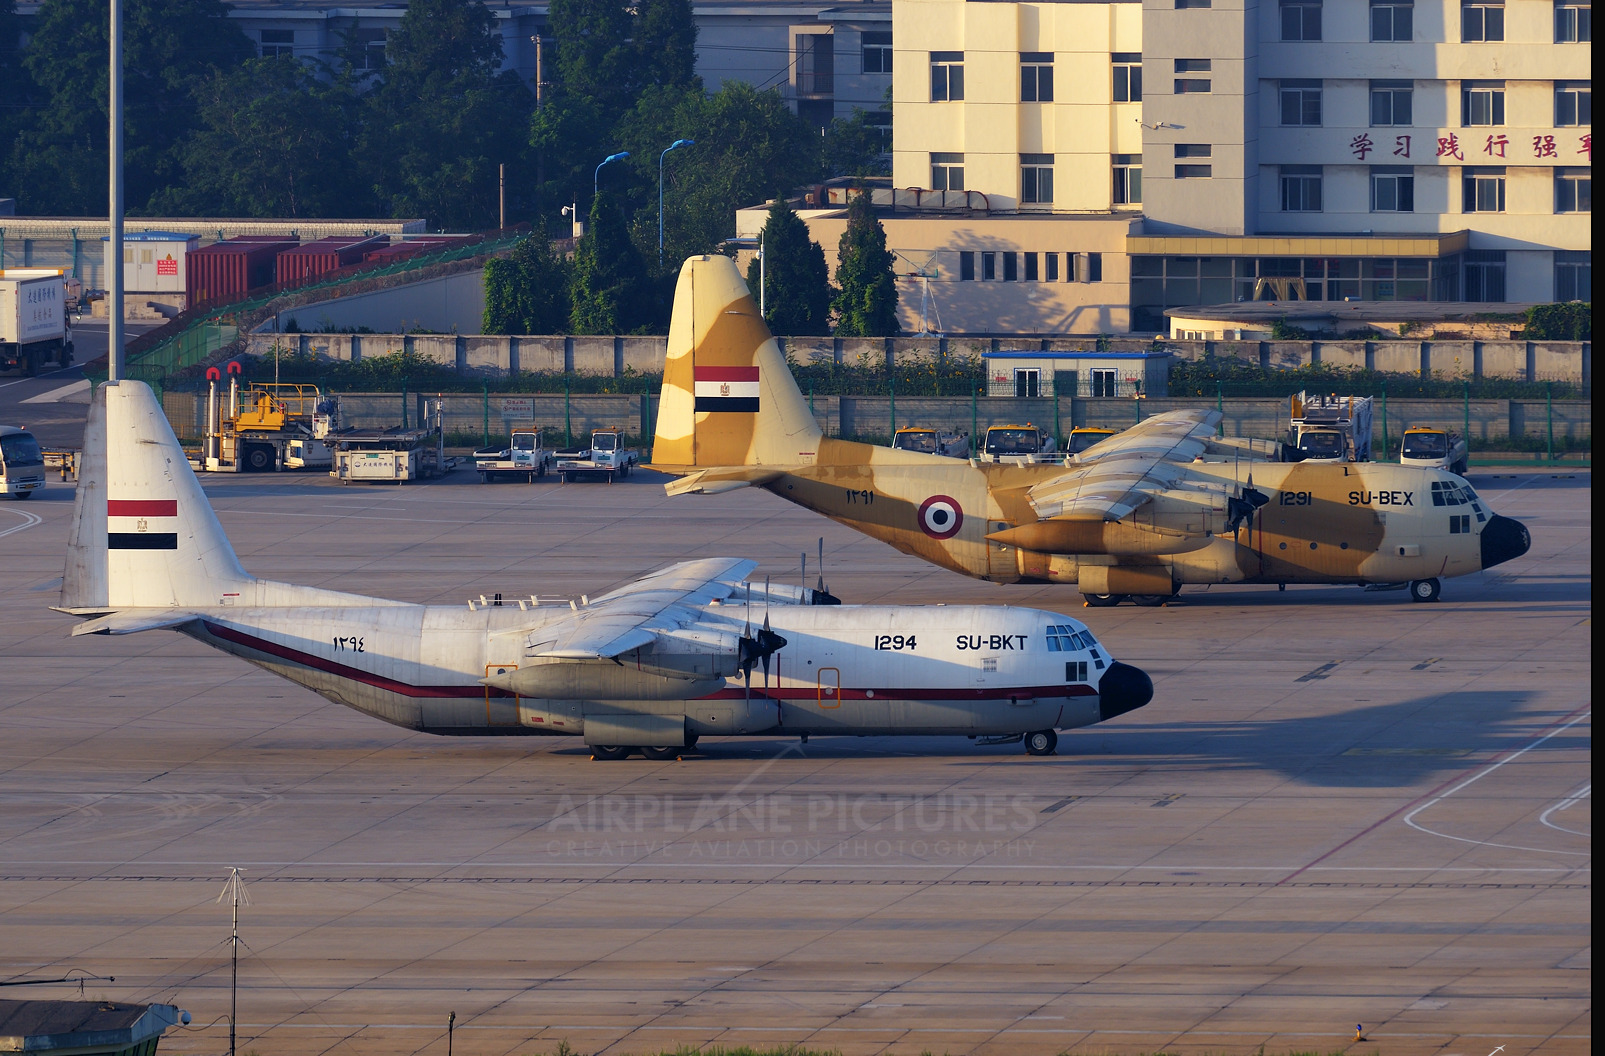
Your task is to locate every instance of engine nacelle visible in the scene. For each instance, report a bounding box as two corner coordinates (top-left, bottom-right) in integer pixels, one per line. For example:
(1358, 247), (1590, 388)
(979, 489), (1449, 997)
(484, 660), (725, 701)
(989, 518), (1210, 556)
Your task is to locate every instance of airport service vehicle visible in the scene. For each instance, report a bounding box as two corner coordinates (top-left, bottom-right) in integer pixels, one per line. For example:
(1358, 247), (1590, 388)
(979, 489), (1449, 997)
(0, 425), (45, 499)
(1400, 427), (1469, 475)
(56, 380), (1153, 758)
(1285, 391), (1373, 463)
(556, 428), (639, 482)
(1, 269), (74, 376)
(1067, 427), (1117, 455)
(475, 431), (554, 482)
(979, 424), (1060, 464)
(892, 427), (968, 458)
(649, 255), (1531, 606)
(202, 375), (337, 473)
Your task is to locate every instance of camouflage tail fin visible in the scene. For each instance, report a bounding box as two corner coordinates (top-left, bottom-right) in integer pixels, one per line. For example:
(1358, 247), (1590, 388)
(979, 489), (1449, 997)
(650, 255), (822, 471)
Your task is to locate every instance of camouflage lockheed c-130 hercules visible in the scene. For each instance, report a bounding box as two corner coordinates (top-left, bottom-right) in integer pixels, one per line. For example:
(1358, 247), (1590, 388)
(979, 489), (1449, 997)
(647, 255), (1531, 607)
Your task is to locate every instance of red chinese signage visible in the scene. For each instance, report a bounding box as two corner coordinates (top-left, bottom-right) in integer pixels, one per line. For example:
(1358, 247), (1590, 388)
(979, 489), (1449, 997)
(156, 255), (178, 276)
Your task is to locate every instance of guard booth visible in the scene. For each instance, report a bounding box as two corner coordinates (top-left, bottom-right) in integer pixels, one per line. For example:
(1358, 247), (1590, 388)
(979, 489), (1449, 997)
(983, 350), (1175, 398)
(0, 998), (189, 1054)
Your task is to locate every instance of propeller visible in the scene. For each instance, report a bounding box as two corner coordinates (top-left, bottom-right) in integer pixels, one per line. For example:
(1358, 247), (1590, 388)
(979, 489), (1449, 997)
(737, 578), (788, 695)
(1227, 472), (1270, 533)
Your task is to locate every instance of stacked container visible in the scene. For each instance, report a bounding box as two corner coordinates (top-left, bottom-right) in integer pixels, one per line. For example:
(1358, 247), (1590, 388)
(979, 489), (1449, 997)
(275, 235), (389, 285)
(186, 238), (297, 306)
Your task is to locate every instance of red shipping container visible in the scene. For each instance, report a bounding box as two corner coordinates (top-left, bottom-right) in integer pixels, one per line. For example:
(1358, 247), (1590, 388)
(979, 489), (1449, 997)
(361, 238), (455, 265)
(186, 239), (296, 305)
(275, 235), (389, 285)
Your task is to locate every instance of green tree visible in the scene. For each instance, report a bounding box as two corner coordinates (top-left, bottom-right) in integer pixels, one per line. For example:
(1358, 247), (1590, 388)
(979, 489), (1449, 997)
(831, 191), (899, 336)
(617, 81), (823, 267)
(745, 198), (831, 336)
(0, 0), (25, 151)
(364, 0), (532, 230)
(570, 191), (649, 333)
(483, 235), (572, 334)
(548, 0), (636, 128)
(8, 0), (253, 215)
(823, 108), (891, 179)
(632, 0), (698, 93)
(152, 58), (364, 218)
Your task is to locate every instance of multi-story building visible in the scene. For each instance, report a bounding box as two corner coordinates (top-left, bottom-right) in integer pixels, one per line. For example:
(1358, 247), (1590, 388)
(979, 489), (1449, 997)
(783, 0), (1590, 333)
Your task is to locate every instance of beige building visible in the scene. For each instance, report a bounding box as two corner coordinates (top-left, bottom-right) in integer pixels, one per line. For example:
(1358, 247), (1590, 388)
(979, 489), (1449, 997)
(772, 0), (1591, 334)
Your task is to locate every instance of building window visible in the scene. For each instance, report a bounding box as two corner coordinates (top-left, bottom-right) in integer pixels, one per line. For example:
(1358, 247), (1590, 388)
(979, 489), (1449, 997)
(960, 251), (976, 280)
(1091, 368), (1118, 396)
(1046, 253), (1060, 281)
(862, 31), (892, 74)
(797, 34), (834, 95)
(930, 52), (964, 101)
(1113, 154), (1143, 205)
(1282, 0), (1323, 41)
(1112, 53), (1142, 102)
(1024, 253), (1039, 281)
(1021, 154), (1054, 205)
(349, 28), (387, 70)
(260, 29), (294, 59)
(982, 252), (997, 280)
(1175, 164), (1212, 178)
(1462, 81), (1505, 125)
(1174, 58), (1211, 95)
(1175, 143), (1212, 158)
(1555, 251), (1591, 300)
(1281, 165), (1324, 211)
(1462, 0), (1504, 41)
(1371, 0), (1413, 40)
(1555, 168), (1592, 212)
(1021, 53), (1054, 102)
(1175, 144), (1211, 179)
(1556, 1), (1591, 41)
(1555, 81), (1592, 125)
(999, 253), (1017, 281)
(1371, 167), (1415, 211)
(1463, 249), (1506, 300)
(1280, 80), (1322, 125)
(1087, 253), (1103, 282)
(930, 152), (965, 191)
(1176, 0), (1212, 6)
(1015, 369), (1041, 397)
(1463, 167), (1506, 212)
(1371, 80), (1413, 125)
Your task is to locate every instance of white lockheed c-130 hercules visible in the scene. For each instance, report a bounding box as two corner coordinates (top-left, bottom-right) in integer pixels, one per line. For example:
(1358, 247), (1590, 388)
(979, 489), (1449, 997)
(55, 381), (1152, 757)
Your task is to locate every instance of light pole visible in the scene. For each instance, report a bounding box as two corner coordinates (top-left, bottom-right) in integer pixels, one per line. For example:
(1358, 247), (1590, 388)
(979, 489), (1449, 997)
(594, 152), (629, 199)
(658, 139), (694, 268)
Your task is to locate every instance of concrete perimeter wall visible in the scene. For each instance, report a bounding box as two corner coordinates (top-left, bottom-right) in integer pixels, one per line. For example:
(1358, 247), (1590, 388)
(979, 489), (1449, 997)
(267, 269), (487, 337)
(162, 391), (1589, 448)
(242, 331), (1589, 386)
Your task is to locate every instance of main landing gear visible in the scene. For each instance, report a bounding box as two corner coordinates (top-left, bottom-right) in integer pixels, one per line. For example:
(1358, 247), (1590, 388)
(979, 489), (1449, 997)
(1409, 577), (1441, 603)
(590, 733), (699, 761)
(1024, 729), (1058, 756)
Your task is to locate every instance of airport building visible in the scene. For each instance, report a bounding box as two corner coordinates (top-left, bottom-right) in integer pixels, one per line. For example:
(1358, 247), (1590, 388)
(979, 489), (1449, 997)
(768, 0), (1591, 334)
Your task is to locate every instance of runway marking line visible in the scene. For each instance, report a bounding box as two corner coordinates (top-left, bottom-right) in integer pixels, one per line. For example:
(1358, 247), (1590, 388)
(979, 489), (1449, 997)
(0, 506), (43, 539)
(1540, 783), (1591, 837)
(1277, 702), (1593, 884)
(20, 378), (89, 404)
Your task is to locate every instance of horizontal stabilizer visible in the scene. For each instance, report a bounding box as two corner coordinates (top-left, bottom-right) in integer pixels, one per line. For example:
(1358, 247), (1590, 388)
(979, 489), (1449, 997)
(659, 467), (783, 496)
(68, 609), (204, 636)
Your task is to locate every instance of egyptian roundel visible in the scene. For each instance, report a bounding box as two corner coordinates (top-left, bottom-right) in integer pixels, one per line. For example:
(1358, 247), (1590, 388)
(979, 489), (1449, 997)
(917, 495), (964, 539)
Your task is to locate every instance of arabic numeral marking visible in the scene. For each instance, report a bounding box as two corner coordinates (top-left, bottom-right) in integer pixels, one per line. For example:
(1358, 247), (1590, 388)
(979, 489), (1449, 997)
(874, 634), (917, 651)
(844, 488), (874, 505)
(332, 636), (366, 653)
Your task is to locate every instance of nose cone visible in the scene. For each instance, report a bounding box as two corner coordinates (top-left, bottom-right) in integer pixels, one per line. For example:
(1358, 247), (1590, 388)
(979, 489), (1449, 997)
(1097, 661), (1153, 722)
(1480, 514), (1531, 570)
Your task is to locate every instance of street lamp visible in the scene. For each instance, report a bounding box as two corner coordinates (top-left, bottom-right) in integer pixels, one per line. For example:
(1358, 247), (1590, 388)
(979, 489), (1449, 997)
(594, 152), (630, 198)
(658, 139), (695, 268)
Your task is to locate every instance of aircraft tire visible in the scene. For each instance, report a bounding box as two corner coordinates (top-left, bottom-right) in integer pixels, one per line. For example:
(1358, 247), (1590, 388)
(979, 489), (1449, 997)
(1024, 729), (1058, 756)
(1131, 594), (1169, 607)
(590, 745), (630, 761)
(640, 746), (680, 761)
(1410, 577), (1441, 603)
(1081, 593), (1124, 608)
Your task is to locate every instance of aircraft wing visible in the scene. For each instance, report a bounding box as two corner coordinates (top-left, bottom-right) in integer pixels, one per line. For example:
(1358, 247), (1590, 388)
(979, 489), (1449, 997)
(1028, 410), (1223, 521)
(527, 558), (757, 660)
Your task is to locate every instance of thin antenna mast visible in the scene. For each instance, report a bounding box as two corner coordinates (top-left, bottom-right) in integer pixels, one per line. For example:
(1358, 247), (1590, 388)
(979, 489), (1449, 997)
(217, 868), (250, 1056)
(107, 0), (123, 382)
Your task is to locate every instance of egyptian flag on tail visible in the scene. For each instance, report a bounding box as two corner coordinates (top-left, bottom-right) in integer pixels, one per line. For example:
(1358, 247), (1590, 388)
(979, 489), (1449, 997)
(108, 498), (179, 550)
(694, 366), (759, 412)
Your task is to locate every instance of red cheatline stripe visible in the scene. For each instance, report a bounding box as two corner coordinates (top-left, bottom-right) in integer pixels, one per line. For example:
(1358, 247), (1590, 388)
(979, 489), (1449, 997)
(109, 499), (177, 517)
(693, 366), (759, 382)
(204, 621), (501, 699)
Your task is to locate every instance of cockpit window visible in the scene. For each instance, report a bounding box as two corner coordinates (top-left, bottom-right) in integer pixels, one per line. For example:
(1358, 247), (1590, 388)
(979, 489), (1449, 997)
(1402, 432), (1449, 458)
(1046, 625), (1094, 651)
(985, 428), (1042, 455)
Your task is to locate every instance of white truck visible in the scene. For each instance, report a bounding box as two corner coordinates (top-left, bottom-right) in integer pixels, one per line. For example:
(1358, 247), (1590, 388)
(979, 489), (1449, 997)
(1400, 426), (1469, 475)
(1, 269), (74, 376)
(0, 425), (46, 499)
(555, 428), (640, 483)
(978, 424), (1062, 464)
(474, 431), (554, 482)
(1285, 391), (1373, 463)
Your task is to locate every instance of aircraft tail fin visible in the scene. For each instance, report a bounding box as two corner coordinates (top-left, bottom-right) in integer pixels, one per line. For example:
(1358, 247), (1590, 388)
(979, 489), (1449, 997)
(650, 255), (823, 471)
(62, 380), (255, 611)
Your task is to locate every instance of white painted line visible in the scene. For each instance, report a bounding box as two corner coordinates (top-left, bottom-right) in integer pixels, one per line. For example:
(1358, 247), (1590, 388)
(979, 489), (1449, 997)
(0, 364), (77, 389)
(1403, 710), (1591, 856)
(20, 378), (89, 403)
(1540, 783), (1591, 837)
(0, 506), (43, 539)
